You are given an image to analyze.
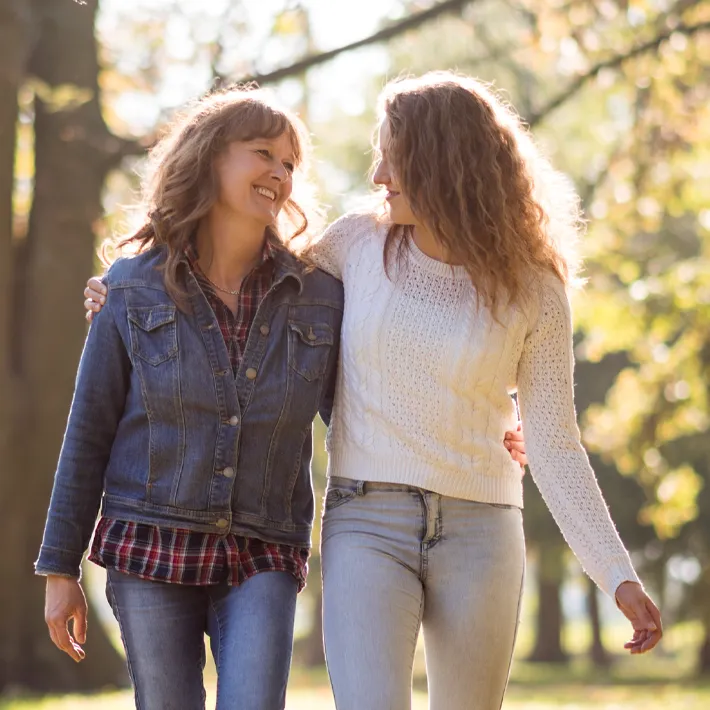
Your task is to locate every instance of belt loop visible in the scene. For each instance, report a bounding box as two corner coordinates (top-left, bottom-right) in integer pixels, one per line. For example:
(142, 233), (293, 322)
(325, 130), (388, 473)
(357, 481), (366, 496)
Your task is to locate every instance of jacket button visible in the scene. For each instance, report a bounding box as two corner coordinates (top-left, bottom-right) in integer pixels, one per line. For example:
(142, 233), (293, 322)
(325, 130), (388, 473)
(228, 415), (239, 426)
(222, 467), (235, 478)
(245, 368), (257, 380)
(260, 324), (270, 336)
(216, 519), (229, 529)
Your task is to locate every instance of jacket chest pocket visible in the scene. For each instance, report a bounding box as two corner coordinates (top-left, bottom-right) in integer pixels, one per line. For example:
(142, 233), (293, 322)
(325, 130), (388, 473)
(128, 305), (178, 366)
(288, 321), (333, 381)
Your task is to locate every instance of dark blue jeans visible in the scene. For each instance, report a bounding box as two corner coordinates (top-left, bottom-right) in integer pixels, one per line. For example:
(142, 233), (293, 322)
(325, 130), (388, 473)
(106, 569), (298, 709)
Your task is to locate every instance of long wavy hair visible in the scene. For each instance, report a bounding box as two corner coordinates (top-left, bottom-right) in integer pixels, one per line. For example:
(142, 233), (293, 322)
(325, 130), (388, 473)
(102, 85), (321, 307)
(376, 72), (584, 313)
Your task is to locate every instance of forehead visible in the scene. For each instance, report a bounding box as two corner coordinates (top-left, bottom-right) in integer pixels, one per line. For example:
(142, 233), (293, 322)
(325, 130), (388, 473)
(378, 120), (391, 148)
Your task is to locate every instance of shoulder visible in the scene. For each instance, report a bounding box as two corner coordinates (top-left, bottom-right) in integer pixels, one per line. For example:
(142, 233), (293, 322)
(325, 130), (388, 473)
(526, 270), (573, 334)
(320, 210), (383, 242)
(104, 246), (168, 290)
(301, 265), (345, 306)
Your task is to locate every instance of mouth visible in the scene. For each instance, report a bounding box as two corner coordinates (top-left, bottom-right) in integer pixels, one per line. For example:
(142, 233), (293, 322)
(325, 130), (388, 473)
(385, 190), (400, 201)
(254, 186), (277, 202)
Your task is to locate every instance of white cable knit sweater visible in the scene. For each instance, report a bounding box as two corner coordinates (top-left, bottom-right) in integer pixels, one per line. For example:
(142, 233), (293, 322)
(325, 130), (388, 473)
(311, 211), (640, 598)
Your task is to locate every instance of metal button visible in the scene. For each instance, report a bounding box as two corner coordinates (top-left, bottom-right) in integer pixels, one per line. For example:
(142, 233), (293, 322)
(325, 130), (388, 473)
(215, 518), (229, 529)
(228, 415), (239, 426)
(307, 327), (317, 341)
(222, 467), (235, 479)
(260, 324), (270, 336)
(245, 368), (257, 380)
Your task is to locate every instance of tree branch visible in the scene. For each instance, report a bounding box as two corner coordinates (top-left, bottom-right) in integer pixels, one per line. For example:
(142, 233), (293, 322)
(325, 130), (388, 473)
(528, 20), (710, 127)
(237, 0), (474, 86)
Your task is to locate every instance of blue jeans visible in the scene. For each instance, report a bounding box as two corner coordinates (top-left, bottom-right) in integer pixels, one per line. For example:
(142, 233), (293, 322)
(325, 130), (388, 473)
(106, 569), (298, 710)
(321, 478), (526, 710)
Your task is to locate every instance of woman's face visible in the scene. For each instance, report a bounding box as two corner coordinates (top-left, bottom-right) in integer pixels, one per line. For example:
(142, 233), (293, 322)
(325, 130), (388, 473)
(213, 131), (295, 225)
(373, 120), (420, 228)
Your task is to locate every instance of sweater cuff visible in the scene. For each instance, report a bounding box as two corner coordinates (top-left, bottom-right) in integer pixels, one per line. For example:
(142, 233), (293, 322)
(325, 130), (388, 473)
(600, 556), (641, 599)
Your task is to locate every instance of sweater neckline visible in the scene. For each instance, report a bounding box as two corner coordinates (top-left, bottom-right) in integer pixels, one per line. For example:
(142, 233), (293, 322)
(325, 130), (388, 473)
(407, 237), (470, 280)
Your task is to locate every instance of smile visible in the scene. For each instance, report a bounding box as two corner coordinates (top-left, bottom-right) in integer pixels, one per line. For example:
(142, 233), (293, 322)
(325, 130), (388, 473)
(254, 186), (277, 201)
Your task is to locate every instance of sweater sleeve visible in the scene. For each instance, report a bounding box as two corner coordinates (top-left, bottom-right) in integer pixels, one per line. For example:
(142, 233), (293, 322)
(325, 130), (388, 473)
(516, 277), (641, 598)
(308, 212), (377, 280)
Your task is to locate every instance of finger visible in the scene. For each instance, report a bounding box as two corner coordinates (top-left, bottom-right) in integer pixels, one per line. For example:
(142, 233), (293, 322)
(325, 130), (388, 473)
(89, 289), (106, 304)
(84, 298), (101, 312)
(88, 277), (107, 296)
(73, 607), (88, 645)
(506, 430), (525, 443)
(48, 621), (84, 662)
(86, 310), (93, 324)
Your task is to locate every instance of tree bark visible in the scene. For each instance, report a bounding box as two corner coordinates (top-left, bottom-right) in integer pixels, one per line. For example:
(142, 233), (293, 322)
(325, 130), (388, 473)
(587, 575), (611, 668)
(529, 543), (569, 663)
(0, 0), (128, 691)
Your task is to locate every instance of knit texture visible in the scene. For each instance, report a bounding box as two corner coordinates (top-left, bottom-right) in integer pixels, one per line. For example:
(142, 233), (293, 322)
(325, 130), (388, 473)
(311, 211), (640, 598)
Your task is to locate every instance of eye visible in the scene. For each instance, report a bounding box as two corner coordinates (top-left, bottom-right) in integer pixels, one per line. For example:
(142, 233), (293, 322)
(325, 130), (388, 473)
(283, 161), (295, 174)
(256, 149), (271, 159)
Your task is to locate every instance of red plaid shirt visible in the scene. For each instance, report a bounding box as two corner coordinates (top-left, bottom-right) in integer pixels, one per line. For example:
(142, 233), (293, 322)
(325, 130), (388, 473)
(89, 238), (309, 591)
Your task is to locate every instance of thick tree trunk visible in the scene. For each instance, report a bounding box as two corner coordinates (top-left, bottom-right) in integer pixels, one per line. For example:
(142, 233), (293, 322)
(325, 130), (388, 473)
(0, 0), (33, 692)
(587, 576), (611, 668)
(529, 543), (569, 663)
(0, 0), (128, 692)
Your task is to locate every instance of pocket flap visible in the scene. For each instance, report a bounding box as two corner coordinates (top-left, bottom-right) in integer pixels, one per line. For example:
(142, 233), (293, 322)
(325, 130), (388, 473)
(128, 305), (176, 332)
(289, 322), (333, 347)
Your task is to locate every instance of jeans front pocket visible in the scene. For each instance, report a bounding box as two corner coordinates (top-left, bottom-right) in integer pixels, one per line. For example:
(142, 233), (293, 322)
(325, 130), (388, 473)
(128, 305), (178, 366)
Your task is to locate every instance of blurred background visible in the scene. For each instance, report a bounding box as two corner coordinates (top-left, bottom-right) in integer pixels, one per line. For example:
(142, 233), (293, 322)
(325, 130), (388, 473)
(1, 0), (709, 708)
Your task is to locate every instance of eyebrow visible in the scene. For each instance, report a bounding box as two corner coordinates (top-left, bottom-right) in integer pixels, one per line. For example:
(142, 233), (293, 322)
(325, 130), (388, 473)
(249, 138), (296, 162)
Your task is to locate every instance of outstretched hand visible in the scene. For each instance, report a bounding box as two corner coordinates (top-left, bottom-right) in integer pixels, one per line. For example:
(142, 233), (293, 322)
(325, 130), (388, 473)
(615, 581), (662, 654)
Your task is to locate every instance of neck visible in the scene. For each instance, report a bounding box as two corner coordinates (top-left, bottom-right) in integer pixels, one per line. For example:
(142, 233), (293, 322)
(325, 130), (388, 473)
(195, 208), (268, 290)
(412, 225), (460, 265)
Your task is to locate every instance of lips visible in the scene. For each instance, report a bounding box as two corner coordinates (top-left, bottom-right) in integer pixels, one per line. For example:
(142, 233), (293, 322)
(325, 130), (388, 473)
(385, 190), (400, 201)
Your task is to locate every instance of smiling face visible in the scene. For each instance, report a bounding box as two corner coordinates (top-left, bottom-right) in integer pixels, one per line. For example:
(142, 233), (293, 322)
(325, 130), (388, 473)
(213, 131), (296, 226)
(372, 120), (421, 228)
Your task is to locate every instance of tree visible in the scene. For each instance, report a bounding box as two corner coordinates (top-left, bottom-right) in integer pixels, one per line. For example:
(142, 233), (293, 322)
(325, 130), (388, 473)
(0, 0), (134, 691)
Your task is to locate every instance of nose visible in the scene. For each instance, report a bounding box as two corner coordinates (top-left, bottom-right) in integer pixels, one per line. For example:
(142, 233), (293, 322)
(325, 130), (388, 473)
(269, 162), (289, 183)
(372, 160), (389, 187)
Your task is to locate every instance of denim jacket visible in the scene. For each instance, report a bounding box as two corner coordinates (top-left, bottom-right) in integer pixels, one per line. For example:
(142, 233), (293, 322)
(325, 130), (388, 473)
(36, 245), (343, 577)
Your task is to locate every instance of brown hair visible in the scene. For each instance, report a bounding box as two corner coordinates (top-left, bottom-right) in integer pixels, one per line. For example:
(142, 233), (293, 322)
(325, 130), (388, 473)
(376, 72), (583, 313)
(102, 85), (321, 306)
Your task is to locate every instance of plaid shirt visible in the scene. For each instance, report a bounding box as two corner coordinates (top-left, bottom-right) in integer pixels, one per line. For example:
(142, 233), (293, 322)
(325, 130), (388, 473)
(89, 238), (309, 591)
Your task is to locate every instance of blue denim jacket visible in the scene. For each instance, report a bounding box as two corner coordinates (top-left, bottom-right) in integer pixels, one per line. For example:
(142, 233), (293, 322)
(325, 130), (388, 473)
(36, 245), (343, 577)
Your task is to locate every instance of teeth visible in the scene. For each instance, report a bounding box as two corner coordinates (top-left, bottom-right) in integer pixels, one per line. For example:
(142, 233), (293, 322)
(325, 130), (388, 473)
(255, 187), (276, 201)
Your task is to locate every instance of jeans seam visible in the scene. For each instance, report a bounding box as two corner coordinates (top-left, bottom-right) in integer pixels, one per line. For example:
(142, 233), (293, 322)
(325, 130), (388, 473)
(107, 574), (143, 710)
(208, 592), (224, 708)
(497, 561), (526, 710)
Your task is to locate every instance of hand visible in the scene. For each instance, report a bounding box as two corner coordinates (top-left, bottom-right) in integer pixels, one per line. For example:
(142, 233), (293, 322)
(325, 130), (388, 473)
(615, 581), (662, 654)
(504, 422), (528, 472)
(84, 276), (107, 323)
(45, 575), (88, 662)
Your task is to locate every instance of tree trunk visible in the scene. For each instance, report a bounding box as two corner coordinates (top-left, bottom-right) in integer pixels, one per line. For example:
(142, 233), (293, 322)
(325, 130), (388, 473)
(529, 543), (569, 663)
(0, 0), (128, 692)
(699, 626), (710, 676)
(587, 575), (611, 668)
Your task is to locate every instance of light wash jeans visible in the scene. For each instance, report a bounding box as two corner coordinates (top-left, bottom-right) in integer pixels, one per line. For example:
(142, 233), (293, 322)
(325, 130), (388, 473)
(321, 477), (526, 710)
(106, 569), (298, 710)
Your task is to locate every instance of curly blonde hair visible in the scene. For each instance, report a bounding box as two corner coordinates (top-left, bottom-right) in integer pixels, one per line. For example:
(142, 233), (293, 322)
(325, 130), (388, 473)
(376, 72), (583, 312)
(103, 85), (321, 307)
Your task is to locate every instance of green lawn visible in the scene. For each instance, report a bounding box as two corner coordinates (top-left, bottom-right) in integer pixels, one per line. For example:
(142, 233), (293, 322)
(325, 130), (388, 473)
(2, 681), (710, 710)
